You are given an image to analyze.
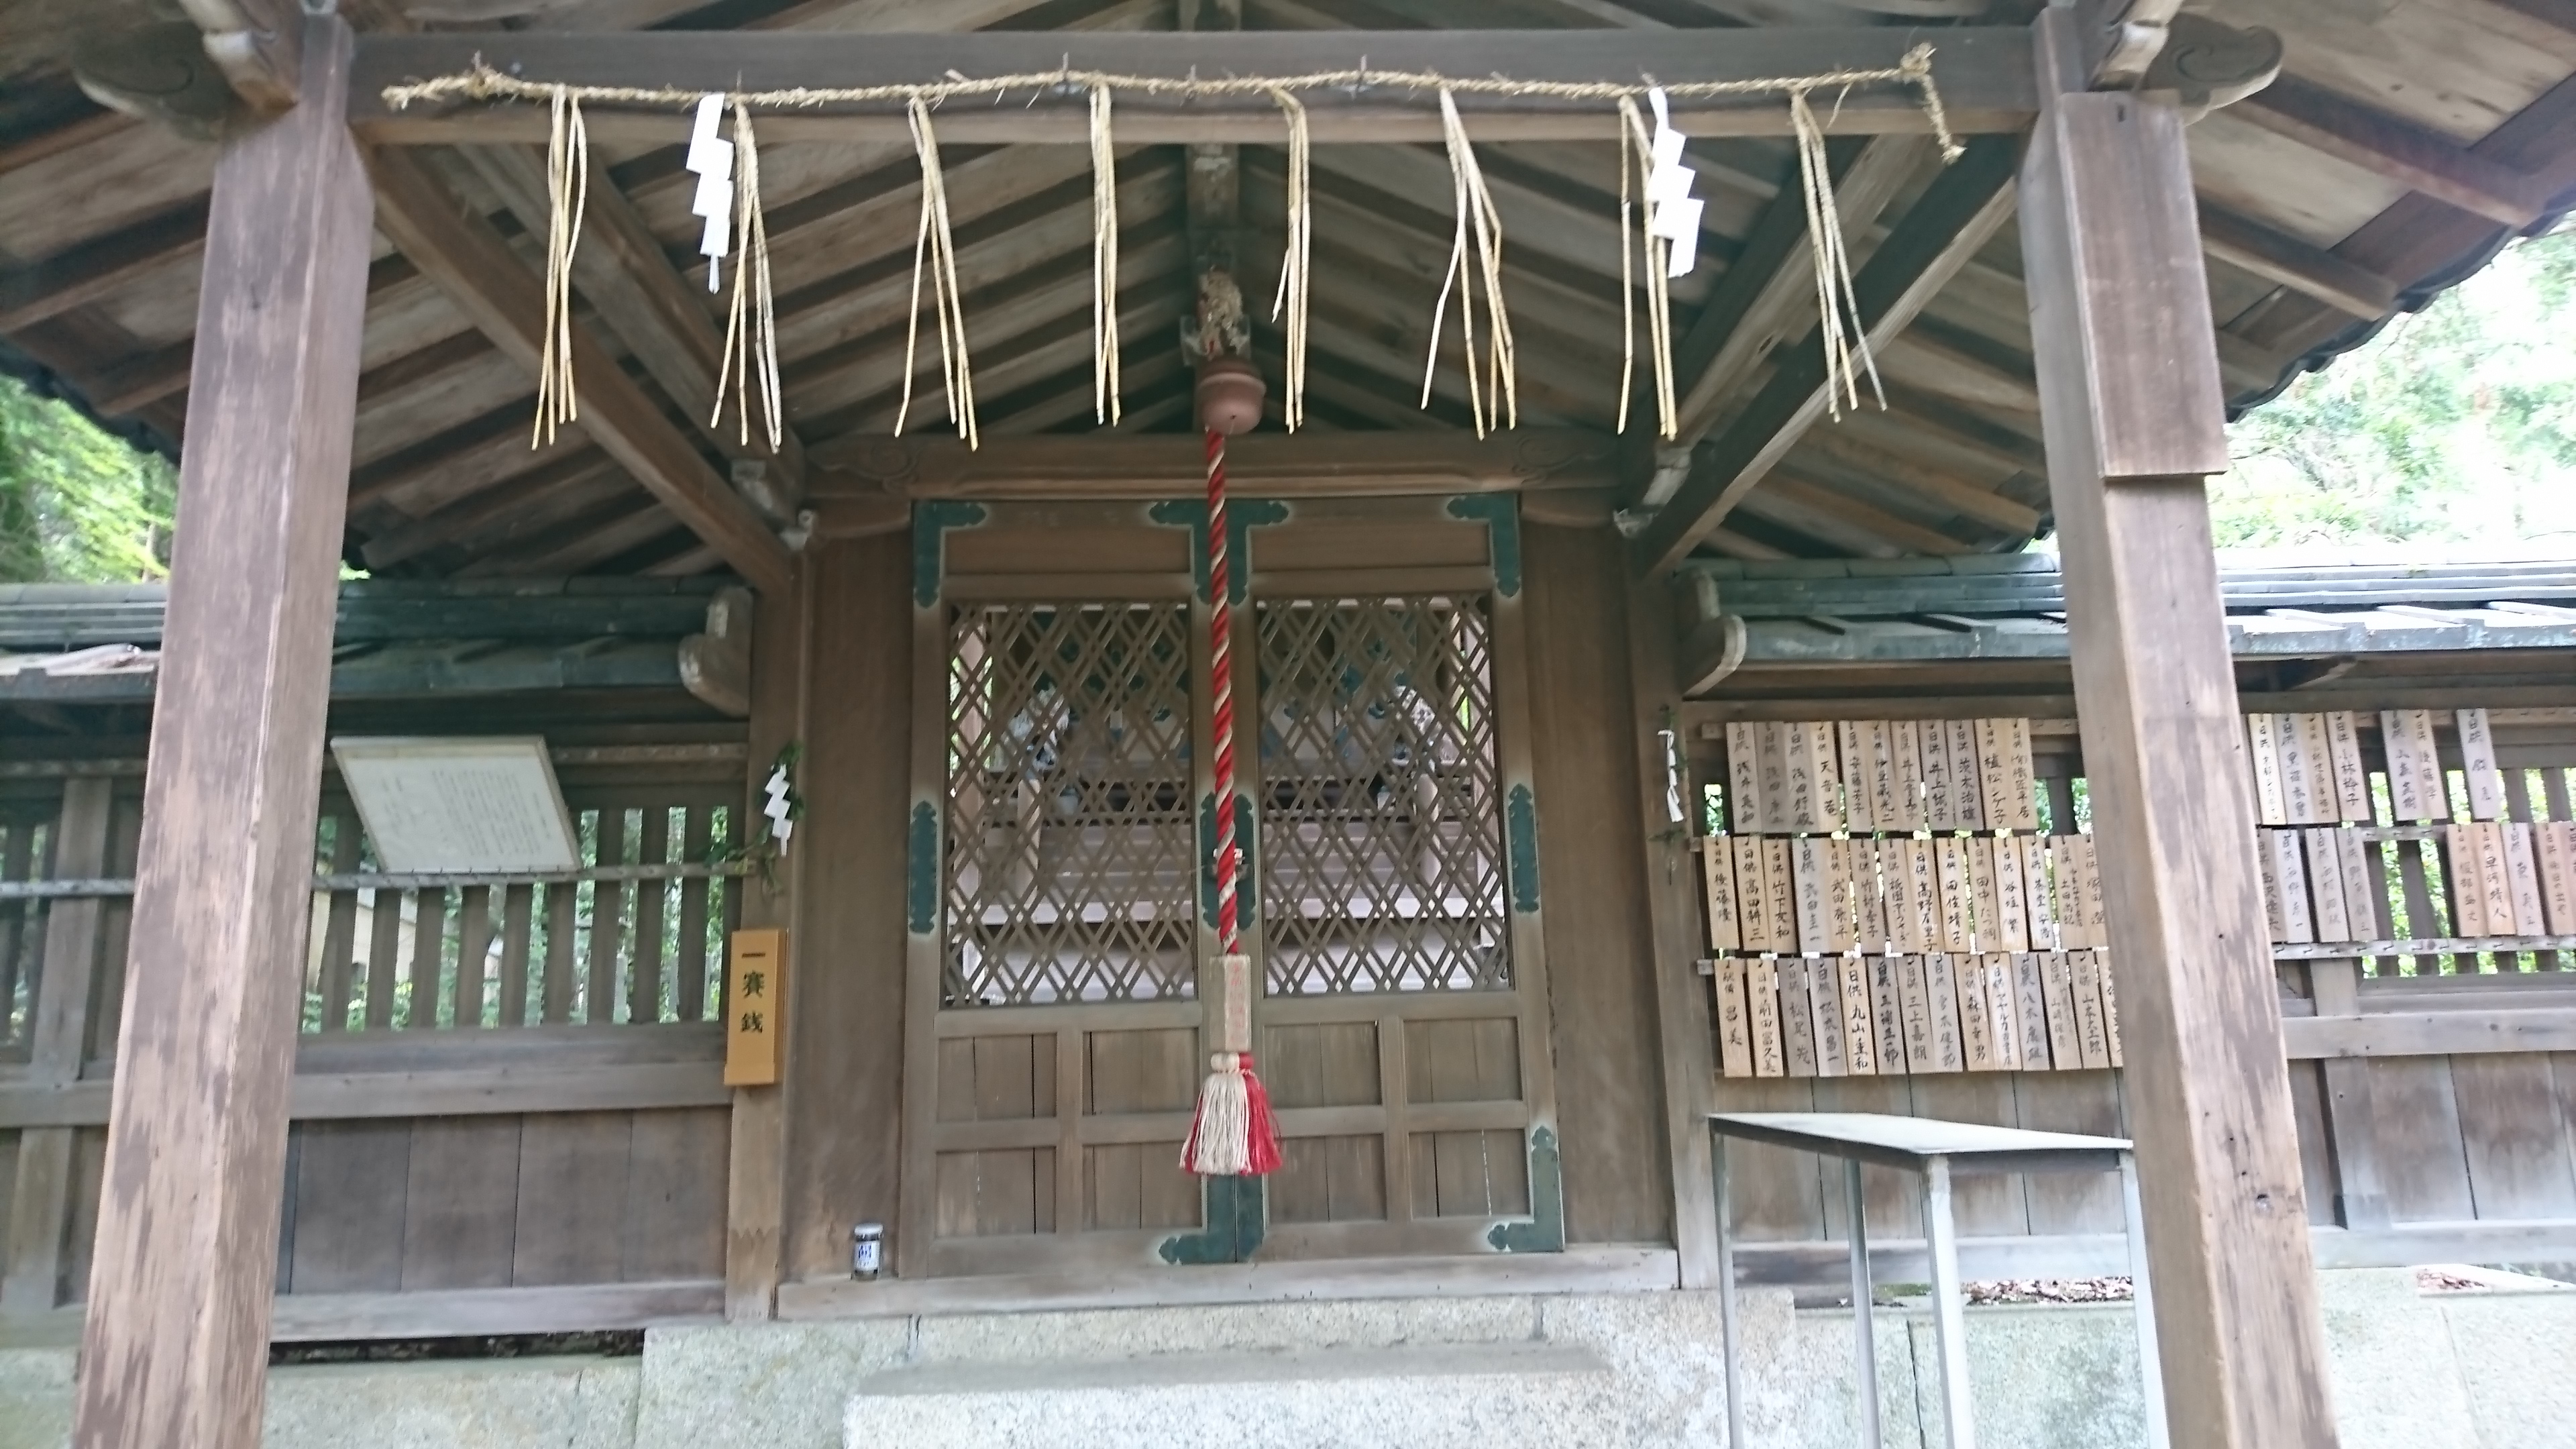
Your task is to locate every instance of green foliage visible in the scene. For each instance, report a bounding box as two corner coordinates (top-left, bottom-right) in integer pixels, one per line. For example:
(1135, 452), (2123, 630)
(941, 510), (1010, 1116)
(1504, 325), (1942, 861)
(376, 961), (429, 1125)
(2216, 223), (2576, 553)
(0, 374), (177, 584)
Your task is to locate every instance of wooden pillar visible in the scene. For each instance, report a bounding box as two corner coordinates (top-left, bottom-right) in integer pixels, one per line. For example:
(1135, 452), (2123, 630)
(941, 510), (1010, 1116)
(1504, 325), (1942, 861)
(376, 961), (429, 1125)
(724, 555), (810, 1319)
(2018, 9), (2338, 1444)
(71, 17), (373, 1449)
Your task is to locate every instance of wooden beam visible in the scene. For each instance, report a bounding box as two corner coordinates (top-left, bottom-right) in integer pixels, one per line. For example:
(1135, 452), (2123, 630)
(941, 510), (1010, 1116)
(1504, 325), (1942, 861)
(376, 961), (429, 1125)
(349, 29), (2039, 144)
(0, 199), (211, 334)
(2017, 12), (2334, 1445)
(2196, 202), (2398, 321)
(365, 147), (792, 594)
(72, 17), (372, 1449)
(1663, 136), (1929, 456)
(1791, 425), (2043, 535)
(1632, 134), (2021, 576)
(462, 144), (812, 513)
(0, 777), (113, 1315)
(2233, 74), (2558, 229)
(814, 428), (1618, 498)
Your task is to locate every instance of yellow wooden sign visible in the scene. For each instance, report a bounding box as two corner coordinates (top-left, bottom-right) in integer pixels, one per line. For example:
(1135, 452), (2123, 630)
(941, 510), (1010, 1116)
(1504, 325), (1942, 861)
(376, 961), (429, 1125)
(724, 927), (788, 1087)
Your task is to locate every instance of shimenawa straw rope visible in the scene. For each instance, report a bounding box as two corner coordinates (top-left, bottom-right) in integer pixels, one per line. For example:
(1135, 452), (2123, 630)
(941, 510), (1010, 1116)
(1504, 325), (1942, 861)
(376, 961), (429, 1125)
(534, 85), (588, 447)
(1089, 83), (1121, 426)
(714, 101), (784, 451)
(898, 97), (978, 448)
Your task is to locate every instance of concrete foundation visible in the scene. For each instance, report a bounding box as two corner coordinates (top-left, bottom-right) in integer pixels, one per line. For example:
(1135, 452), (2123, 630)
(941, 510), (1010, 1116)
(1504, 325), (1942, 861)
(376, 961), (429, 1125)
(3, 1269), (2570, 1448)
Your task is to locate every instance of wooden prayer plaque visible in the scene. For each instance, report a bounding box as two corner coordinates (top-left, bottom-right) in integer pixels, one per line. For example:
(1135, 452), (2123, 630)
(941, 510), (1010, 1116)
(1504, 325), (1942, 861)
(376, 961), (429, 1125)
(2381, 710), (2442, 822)
(1974, 718), (2014, 832)
(1733, 837), (1774, 952)
(2504, 822), (2545, 940)
(1792, 837), (1833, 955)
(2303, 828), (2350, 943)
(1851, 839), (1890, 949)
(2273, 713), (2315, 825)
(1749, 956), (1785, 1077)
(1780, 956), (1821, 1077)
(1980, 953), (2022, 1070)
(1701, 837), (1740, 952)
(2096, 949), (2124, 1067)
(1947, 718), (1986, 832)
(1838, 954), (1879, 1077)
(1810, 957), (1849, 1079)
(2248, 714), (2288, 827)
(1727, 721), (1765, 834)
(2061, 830), (2102, 943)
(1822, 839), (1858, 953)
(1839, 720), (1874, 834)
(1897, 953), (1936, 1074)
(1757, 722), (1792, 832)
(2289, 713), (2335, 825)
(1716, 958), (1754, 1078)
(2023, 835), (2061, 950)
(2269, 828), (2315, 945)
(2256, 828), (2288, 943)
(1764, 840), (1799, 955)
(2072, 949), (2112, 1071)
(1810, 723), (1845, 830)
(2474, 820), (2516, 938)
(1935, 835), (1973, 951)
(2040, 951), (2083, 1071)
(1919, 720), (1955, 831)
(1966, 833), (2003, 953)
(1868, 954), (1907, 1075)
(2335, 826), (2384, 940)
(1992, 833), (2031, 951)
(1895, 839), (1935, 953)
(2457, 708), (2504, 822)
(2326, 710), (2373, 823)
(1954, 948), (1995, 1071)
(1782, 719), (1821, 833)
(2445, 826), (2489, 938)
(2538, 820), (2576, 935)
(2012, 953), (2052, 1071)
(1892, 720), (1928, 833)
(1865, 720), (1904, 833)
(1996, 717), (2041, 830)
(1924, 951), (1964, 1074)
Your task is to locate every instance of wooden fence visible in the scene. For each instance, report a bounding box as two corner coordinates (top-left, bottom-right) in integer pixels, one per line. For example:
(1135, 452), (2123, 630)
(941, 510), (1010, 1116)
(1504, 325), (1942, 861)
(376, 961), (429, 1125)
(0, 743), (746, 1336)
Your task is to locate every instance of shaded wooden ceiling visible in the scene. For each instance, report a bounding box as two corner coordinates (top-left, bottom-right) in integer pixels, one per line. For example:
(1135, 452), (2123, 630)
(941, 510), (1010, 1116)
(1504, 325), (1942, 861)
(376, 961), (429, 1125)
(1, 0), (2572, 578)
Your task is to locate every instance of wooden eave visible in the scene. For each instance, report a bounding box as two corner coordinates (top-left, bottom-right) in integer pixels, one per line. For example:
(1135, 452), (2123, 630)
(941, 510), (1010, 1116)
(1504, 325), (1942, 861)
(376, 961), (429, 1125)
(0, 0), (2570, 579)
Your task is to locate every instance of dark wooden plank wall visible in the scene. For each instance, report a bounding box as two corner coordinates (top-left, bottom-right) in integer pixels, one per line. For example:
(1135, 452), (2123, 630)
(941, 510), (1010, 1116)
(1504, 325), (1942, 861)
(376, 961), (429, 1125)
(1521, 521), (1674, 1244)
(779, 531), (914, 1281)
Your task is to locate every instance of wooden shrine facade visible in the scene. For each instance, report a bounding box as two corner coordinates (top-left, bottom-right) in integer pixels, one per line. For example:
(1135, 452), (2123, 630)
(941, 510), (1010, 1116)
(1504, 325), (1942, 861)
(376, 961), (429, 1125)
(3, 1), (2575, 1445)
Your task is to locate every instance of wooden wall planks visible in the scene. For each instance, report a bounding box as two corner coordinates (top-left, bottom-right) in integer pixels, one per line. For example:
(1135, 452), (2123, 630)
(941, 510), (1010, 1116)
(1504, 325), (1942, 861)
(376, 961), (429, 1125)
(1524, 524), (1671, 1245)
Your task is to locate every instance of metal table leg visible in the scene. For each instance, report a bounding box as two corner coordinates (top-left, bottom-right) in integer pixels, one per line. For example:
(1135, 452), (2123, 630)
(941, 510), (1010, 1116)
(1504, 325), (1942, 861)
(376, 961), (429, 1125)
(1923, 1155), (1976, 1449)
(1714, 1131), (1745, 1449)
(1846, 1159), (1881, 1448)
(2119, 1151), (2169, 1449)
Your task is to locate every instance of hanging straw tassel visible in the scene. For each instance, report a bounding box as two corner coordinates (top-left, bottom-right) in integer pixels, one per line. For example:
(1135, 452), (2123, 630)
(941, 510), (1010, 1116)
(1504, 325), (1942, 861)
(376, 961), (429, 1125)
(1181, 431), (1281, 1180)
(1089, 83), (1122, 425)
(1269, 88), (1311, 434)
(1614, 96), (1678, 440)
(533, 85), (588, 448)
(1788, 88), (1884, 421)
(1422, 90), (1516, 437)
(898, 96), (979, 449)
(714, 101), (784, 451)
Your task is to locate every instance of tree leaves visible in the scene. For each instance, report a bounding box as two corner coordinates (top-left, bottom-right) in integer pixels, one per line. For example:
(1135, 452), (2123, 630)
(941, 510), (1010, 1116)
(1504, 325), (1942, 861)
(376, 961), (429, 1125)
(0, 376), (176, 584)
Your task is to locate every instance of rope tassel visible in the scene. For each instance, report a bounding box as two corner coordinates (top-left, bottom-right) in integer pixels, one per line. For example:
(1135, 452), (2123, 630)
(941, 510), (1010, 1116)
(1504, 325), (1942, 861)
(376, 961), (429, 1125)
(1183, 430), (1279, 1181)
(1424, 90), (1516, 437)
(714, 101), (784, 451)
(898, 97), (979, 449)
(533, 85), (588, 448)
(1090, 83), (1122, 425)
(1269, 88), (1311, 434)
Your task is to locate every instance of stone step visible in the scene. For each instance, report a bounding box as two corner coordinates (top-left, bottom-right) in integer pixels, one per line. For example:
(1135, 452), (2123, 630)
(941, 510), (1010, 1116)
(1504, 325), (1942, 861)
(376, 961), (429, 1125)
(845, 1340), (1621, 1448)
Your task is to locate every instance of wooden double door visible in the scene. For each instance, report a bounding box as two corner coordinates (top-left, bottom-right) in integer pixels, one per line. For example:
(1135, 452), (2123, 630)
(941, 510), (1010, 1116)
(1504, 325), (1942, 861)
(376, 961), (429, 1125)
(896, 498), (1563, 1277)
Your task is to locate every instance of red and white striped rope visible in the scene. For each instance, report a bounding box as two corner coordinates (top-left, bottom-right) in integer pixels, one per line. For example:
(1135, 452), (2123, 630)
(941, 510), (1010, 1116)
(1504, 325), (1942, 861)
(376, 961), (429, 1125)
(1206, 427), (1240, 956)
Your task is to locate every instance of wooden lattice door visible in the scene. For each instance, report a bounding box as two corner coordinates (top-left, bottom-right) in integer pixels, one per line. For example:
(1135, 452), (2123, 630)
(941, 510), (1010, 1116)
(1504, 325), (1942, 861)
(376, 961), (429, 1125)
(1246, 592), (1562, 1259)
(897, 498), (1560, 1278)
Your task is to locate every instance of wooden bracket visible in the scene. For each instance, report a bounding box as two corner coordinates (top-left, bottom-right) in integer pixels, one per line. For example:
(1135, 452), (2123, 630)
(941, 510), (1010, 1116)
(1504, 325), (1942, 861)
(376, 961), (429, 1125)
(181, 0), (307, 114)
(2141, 14), (2283, 120)
(680, 587), (754, 719)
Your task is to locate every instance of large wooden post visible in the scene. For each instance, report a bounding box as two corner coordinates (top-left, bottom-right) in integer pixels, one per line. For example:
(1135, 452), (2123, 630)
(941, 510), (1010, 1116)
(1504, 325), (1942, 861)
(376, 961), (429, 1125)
(72, 16), (374, 1449)
(2018, 9), (2338, 1444)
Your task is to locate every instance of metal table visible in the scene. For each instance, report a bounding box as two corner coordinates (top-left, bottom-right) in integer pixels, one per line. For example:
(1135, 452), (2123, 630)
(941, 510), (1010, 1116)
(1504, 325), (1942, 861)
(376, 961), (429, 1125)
(1707, 1112), (2167, 1449)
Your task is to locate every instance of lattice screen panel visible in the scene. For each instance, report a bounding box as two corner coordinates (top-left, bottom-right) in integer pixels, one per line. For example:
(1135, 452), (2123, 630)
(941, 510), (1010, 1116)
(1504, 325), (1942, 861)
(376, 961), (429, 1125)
(1256, 596), (1509, 996)
(943, 602), (1197, 1006)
